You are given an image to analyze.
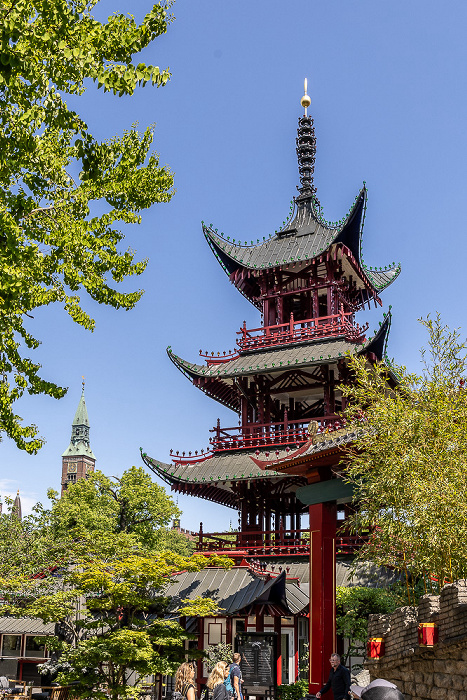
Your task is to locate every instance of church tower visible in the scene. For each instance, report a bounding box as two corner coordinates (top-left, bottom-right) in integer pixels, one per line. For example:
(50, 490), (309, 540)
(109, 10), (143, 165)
(61, 382), (96, 495)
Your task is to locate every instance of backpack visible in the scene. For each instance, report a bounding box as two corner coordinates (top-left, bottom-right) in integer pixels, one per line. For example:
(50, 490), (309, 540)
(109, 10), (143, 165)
(173, 683), (192, 700)
(224, 667), (234, 694)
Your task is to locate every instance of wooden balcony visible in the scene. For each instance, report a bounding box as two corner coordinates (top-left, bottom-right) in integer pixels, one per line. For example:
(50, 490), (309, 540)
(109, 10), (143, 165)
(209, 416), (346, 453)
(195, 527), (367, 558)
(236, 309), (368, 352)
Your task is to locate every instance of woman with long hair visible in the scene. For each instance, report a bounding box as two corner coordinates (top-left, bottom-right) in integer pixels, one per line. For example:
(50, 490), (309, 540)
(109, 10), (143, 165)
(174, 662), (196, 700)
(206, 662), (230, 700)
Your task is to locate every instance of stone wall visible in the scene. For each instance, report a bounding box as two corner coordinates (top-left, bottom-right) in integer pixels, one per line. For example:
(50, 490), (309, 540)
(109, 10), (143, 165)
(365, 580), (467, 700)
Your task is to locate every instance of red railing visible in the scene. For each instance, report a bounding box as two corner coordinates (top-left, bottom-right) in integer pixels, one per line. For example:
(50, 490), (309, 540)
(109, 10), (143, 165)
(199, 349), (239, 365)
(195, 528), (367, 557)
(236, 309), (368, 352)
(209, 417), (346, 452)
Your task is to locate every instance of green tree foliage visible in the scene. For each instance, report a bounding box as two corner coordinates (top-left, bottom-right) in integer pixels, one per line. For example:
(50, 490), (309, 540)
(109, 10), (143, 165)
(49, 466), (194, 555)
(275, 681), (309, 700)
(205, 642), (233, 671)
(336, 586), (401, 666)
(342, 315), (467, 594)
(0, 495), (70, 578)
(2, 546), (230, 699)
(0, 467), (230, 698)
(0, 0), (174, 452)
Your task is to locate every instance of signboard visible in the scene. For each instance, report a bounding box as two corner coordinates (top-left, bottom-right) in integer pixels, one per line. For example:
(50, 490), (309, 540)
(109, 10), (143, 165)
(235, 632), (276, 691)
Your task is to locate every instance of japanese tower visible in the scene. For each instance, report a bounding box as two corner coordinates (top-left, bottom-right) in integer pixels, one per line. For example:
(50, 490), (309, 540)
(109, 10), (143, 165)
(142, 83), (400, 691)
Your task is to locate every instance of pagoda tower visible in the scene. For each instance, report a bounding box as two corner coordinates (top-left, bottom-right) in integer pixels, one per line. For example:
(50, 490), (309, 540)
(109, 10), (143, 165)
(61, 382), (96, 495)
(142, 83), (400, 690)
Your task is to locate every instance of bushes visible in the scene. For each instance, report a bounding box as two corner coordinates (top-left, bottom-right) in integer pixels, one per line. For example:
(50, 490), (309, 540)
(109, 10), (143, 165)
(276, 679), (308, 700)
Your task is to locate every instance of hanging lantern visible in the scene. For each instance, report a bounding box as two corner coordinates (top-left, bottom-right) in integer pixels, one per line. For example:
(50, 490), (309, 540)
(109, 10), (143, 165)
(418, 623), (438, 647)
(367, 637), (385, 659)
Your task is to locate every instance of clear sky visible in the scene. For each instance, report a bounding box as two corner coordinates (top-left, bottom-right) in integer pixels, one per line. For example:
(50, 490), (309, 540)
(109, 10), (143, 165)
(3, 0), (467, 530)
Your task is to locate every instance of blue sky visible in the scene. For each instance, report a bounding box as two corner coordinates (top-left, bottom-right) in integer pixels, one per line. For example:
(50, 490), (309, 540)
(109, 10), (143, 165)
(3, 0), (467, 530)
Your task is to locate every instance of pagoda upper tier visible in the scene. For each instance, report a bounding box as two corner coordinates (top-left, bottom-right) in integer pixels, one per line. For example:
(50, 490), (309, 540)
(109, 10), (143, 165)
(203, 116), (400, 315)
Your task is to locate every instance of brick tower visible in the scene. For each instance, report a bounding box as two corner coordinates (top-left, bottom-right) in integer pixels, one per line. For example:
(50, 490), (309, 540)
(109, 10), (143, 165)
(61, 382), (96, 495)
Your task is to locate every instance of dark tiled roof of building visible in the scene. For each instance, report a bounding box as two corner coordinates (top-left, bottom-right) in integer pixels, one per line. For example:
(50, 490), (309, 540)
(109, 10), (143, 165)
(271, 559), (399, 589)
(203, 186), (400, 300)
(166, 567), (307, 616)
(0, 617), (55, 634)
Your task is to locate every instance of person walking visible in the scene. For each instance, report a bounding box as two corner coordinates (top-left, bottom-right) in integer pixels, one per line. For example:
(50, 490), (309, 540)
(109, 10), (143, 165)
(207, 662), (230, 700)
(229, 653), (243, 700)
(174, 663), (197, 700)
(315, 653), (350, 700)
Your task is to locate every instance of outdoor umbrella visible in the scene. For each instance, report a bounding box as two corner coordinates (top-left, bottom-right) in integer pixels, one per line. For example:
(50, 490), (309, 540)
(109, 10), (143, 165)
(350, 678), (405, 699)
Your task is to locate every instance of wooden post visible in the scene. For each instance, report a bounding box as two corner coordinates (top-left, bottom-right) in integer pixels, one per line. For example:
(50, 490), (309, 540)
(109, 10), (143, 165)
(226, 617), (233, 645)
(329, 370), (335, 415)
(308, 502), (337, 695)
(313, 289), (319, 319)
(197, 617), (204, 693)
(294, 617), (299, 683)
(257, 611), (264, 633)
(274, 615), (282, 686)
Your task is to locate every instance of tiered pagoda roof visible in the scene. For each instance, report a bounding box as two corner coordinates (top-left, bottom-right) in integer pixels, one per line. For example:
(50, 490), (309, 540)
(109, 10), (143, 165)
(143, 98), (400, 514)
(167, 313), (393, 412)
(204, 186), (400, 309)
(141, 431), (359, 503)
(202, 113), (400, 311)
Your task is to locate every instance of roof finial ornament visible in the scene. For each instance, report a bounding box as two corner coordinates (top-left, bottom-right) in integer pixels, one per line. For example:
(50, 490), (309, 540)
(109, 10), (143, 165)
(296, 81), (318, 203)
(82, 375), (85, 394)
(301, 78), (311, 117)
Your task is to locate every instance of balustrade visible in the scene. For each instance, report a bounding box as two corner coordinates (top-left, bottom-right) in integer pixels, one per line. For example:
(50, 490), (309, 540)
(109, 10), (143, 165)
(209, 416), (345, 452)
(195, 527), (366, 557)
(236, 309), (368, 352)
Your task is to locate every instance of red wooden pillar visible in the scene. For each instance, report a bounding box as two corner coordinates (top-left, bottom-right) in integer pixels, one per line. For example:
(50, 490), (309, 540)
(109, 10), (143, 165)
(226, 617), (233, 645)
(308, 502), (336, 695)
(294, 617), (299, 683)
(274, 615), (282, 686)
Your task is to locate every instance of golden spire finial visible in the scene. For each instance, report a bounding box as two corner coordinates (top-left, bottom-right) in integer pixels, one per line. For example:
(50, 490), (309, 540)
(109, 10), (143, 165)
(82, 375), (85, 393)
(300, 78), (311, 116)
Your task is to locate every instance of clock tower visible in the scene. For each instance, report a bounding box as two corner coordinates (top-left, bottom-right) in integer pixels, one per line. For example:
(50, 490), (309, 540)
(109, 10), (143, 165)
(61, 382), (96, 495)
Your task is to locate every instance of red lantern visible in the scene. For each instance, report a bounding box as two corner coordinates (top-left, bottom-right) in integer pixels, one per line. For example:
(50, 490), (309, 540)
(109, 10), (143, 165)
(367, 637), (385, 658)
(418, 623), (438, 646)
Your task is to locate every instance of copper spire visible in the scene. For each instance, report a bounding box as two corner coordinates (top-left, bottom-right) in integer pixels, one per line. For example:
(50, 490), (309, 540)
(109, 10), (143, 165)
(296, 79), (318, 200)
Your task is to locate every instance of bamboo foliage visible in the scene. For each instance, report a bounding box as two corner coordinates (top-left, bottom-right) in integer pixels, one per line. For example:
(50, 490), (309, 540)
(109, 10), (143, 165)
(341, 315), (467, 593)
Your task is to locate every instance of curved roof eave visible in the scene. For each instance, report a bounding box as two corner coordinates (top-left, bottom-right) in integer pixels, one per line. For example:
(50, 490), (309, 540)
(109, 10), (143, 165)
(359, 310), (392, 361)
(167, 347), (240, 413)
(202, 186), (401, 299)
(359, 309), (400, 383)
(166, 338), (364, 384)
